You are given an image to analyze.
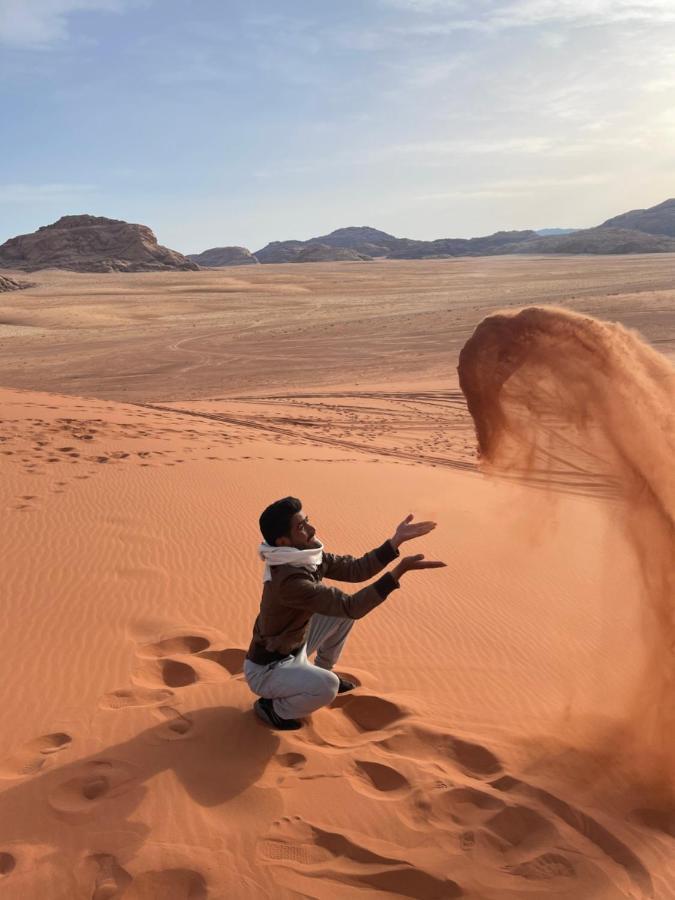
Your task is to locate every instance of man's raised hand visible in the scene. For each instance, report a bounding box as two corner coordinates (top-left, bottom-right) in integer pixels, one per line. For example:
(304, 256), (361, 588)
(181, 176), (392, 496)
(391, 554), (446, 583)
(390, 513), (437, 549)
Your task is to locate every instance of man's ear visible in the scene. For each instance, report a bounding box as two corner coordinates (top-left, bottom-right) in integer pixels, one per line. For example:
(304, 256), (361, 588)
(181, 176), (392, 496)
(275, 536), (291, 547)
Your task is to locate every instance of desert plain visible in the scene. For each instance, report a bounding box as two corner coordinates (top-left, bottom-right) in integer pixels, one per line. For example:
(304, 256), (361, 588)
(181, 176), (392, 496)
(0, 255), (674, 899)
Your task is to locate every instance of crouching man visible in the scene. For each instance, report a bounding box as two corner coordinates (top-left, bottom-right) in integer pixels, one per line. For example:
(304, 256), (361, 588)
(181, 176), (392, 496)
(244, 496), (445, 730)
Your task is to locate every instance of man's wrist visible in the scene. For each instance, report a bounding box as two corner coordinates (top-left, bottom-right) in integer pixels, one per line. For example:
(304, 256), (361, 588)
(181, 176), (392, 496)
(389, 536), (401, 551)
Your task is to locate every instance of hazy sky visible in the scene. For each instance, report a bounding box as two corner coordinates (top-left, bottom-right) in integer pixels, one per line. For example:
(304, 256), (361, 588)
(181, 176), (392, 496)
(2, 0), (675, 252)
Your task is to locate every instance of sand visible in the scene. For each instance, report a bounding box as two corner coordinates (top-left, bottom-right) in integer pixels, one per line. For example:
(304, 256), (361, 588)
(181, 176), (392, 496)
(0, 257), (674, 899)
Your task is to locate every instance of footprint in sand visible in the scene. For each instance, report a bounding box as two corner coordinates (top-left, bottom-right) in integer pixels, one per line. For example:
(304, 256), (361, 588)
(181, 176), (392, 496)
(277, 752), (306, 771)
(98, 687), (175, 710)
(87, 853), (132, 900)
(136, 635), (210, 658)
(0, 853), (16, 877)
(481, 803), (560, 862)
(504, 853), (576, 880)
(377, 723), (503, 779)
(309, 694), (408, 747)
(49, 759), (140, 820)
(490, 775), (653, 895)
(0, 732), (72, 778)
(261, 751), (308, 787)
(151, 706), (194, 741)
(115, 868), (207, 900)
(132, 658), (198, 689)
(407, 784), (506, 831)
(258, 816), (462, 899)
(353, 760), (411, 798)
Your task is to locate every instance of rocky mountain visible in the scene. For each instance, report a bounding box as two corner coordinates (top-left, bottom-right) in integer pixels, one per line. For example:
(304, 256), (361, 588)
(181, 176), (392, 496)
(507, 226), (675, 255)
(389, 230), (538, 259)
(252, 227), (538, 263)
(254, 227), (403, 262)
(307, 226), (400, 257)
(0, 215), (199, 273)
(12, 199), (669, 274)
(294, 243), (371, 263)
(0, 275), (32, 292)
(254, 240), (307, 264)
(599, 198), (675, 237)
(187, 246), (258, 266)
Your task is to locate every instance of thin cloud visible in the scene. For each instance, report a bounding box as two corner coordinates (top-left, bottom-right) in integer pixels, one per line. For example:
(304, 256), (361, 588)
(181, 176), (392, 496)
(0, 183), (96, 203)
(0, 0), (126, 48)
(380, 0), (675, 28)
(381, 135), (556, 157)
(417, 172), (610, 200)
(491, 0), (675, 27)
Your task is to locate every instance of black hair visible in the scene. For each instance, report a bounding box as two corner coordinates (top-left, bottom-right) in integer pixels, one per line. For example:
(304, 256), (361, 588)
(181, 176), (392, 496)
(259, 496), (302, 546)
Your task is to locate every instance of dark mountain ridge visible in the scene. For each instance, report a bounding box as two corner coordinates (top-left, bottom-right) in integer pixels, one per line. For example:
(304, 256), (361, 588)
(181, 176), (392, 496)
(241, 199), (675, 263)
(5, 199), (675, 272)
(599, 198), (675, 237)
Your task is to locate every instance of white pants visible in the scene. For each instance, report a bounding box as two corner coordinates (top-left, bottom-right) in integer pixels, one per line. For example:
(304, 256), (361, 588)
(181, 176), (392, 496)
(243, 613), (354, 720)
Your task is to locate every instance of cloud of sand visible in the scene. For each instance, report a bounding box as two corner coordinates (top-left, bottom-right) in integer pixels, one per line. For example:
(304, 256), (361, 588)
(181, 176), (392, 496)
(458, 306), (675, 790)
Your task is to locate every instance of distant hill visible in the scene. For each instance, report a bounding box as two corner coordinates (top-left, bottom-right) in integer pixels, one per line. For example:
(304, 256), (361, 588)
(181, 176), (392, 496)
(253, 227), (539, 263)
(187, 246), (258, 266)
(0, 215), (199, 273)
(307, 226), (400, 257)
(294, 243), (372, 263)
(389, 230), (538, 259)
(600, 198), (675, 237)
(13, 199), (669, 273)
(254, 240), (307, 264)
(508, 226), (675, 255)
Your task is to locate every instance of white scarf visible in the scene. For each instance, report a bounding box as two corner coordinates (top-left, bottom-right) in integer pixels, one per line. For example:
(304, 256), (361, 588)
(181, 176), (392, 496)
(259, 541), (324, 583)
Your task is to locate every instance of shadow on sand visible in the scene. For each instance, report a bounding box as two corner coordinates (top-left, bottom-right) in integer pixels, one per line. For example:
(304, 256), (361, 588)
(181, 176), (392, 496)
(0, 705), (279, 896)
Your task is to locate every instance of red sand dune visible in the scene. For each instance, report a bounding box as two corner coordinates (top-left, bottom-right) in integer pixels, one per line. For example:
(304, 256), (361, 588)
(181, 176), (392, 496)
(0, 262), (674, 898)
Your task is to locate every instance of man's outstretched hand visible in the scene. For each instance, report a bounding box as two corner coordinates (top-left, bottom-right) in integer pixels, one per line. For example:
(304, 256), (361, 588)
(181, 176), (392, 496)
(391, 554), (446, 583)
(390, 513), (436, 549)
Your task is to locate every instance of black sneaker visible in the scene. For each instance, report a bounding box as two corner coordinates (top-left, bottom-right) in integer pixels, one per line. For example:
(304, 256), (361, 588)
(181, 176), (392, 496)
(254, 697), (303, 730)
(337, 677), (356, 694)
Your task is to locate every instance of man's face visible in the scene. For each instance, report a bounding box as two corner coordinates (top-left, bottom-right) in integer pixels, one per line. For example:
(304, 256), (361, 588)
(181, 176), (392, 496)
(283, 511), (319, 549)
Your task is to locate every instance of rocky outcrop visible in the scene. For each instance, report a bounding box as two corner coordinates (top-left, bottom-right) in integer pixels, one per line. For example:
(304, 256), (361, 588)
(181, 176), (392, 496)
(507, 226), (675, 255)
(255, 227), (544, 262)
(0, 215), (199, 273)
(0, 275), (32, 292)
(187, 246), (259, 267)
(307, 226), (400, 257)
(600, 198), (675, 237)
(390, 230), (538, 259)
(254, 240), (306, 264)
(293, 243), (371, 263)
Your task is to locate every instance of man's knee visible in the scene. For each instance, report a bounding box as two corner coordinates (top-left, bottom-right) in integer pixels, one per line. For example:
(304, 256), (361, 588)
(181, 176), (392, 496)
(315, 670), (339, 705)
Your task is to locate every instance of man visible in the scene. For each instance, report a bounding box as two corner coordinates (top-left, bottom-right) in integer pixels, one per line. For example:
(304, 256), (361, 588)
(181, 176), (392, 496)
(244, 496), (446, 730)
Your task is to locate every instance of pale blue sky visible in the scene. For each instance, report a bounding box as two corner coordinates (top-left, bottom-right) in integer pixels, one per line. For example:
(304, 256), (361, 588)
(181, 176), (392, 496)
(2, 0), (675, 252)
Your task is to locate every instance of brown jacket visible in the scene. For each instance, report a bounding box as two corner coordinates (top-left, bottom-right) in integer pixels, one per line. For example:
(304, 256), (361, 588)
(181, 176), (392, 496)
(246, 540), (400, 664)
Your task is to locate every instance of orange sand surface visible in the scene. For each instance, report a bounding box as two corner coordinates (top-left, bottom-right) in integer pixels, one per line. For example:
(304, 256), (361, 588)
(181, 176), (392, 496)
(1, 258), (674, 899)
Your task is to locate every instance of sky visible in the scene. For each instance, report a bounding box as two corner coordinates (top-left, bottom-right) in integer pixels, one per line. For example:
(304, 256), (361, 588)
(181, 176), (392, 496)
(2, 0), (675, 253)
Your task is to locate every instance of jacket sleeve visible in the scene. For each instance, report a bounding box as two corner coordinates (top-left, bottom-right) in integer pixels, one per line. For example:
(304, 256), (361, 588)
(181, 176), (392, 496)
(279, 570), (399, 619)
(321, 540), (399, 583)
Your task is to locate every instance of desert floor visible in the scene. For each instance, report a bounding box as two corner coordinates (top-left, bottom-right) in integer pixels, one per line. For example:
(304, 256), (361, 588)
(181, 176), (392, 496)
(0, 256), (673, 899)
